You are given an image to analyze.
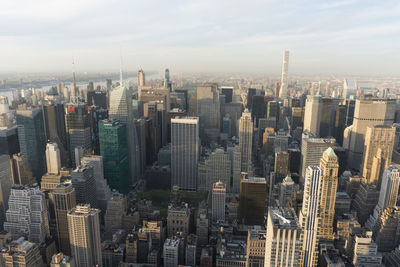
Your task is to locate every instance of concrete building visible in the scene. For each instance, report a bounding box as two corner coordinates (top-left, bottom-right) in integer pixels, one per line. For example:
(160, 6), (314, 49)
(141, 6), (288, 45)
(300, 136), (335, 185)
(0, 126), (20, 157)
(67, 204), (102, 267)
(80, 155), (111, 213)
(70, 165), (96, 208)
(104, 191), (127, 239)
(279, 51), (289, 99)
(319, 148), (339, 240)
(50, 253), (75, 267)
(265, 207), (302, 267)
(4, 184), (49, 243)
(239, 173), (266, 225)
(171, 117), (199, 191)
(361, 125), (395, 184)
(352, 182), (380, 225)
(245, 229), (265, 267)
(0, 237), (43, 267)
(278, 175), (298, 207)
(212, 181), (226, 222)
(239, 109), (253, 173)
(163, 236), (183, 267)
(198, 148), (231, 192)
(303, 95), (322, 136)
(299, 166), (322, 267)
(371, 206), (400, 252)
(49, 181), (76, 255)
(185, 234), (197, 267)
(167, 203), (191, 237)
(352, 231), (382, 266)
(274, 151), (289, 181)
(347, 98), (396, 170)
(45, 143), (61, 175)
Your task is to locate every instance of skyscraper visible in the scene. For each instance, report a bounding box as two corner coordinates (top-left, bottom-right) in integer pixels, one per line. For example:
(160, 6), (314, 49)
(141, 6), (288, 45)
(279, 50), (289, 99)
(10, 153), (35, 185)
(67, 204), (102, 267)
(0, 126), (20, 156)
(303, 95), (322, 136)
(319, 147), (339, 240)
(196, 83), (220, 140)
(49, 181), (76, 255)
(264, 207), (302, 267)
(64, 103), (91, 168)
(361, 125), (395, 185)
(366, 165), (400, 230)
(70, 165), (96, 208)
(239, 173), (266, 225)
(99, 119), (130, 194)
(346, 98), (396, 170)
(300, 136), (335, 184)
(239, 109), (253, 173)
(109, 84), (140, 183)
(0, 154), (12, 229)
(299, 166), (322, 267)
(16, 107), (46, 179)
(211, 181), (226, 222)
(45, 143), (61, 175)
(138, 68), (145, 87)
(4, 184), (50, 244)
(171, 117), (199, 191)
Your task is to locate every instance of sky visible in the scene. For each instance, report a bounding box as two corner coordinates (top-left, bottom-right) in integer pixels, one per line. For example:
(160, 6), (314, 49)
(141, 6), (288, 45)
(0, 0), (399, 75)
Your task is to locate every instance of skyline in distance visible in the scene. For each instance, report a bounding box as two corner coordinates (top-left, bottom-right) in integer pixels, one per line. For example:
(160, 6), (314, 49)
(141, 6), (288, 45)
(0, 0), (399, 75)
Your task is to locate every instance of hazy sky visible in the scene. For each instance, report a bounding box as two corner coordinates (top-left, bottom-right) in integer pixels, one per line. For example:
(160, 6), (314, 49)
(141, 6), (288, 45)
(1, 0), (399, 75)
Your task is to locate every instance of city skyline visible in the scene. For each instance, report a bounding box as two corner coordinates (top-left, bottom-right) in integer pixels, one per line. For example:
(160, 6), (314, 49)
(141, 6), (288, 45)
(0, 0), (399, 75)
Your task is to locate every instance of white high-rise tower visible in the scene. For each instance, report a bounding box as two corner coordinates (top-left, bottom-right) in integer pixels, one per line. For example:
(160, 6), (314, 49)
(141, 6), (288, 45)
(279, 51), (289, 99)
(45, 143), (61, 175)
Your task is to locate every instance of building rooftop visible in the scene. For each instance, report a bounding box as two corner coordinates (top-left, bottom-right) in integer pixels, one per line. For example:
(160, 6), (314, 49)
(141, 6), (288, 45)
(269, 207), (300, 229)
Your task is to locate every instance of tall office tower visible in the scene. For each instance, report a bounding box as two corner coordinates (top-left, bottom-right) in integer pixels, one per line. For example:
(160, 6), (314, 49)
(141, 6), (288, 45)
(366, 166), (400, 229)
(334, 104), (346, 145)
(319, 148), (339, 240)
(10, 153), (35, 185)
(171, 117), (199, 191)
(279, 51), (289, 99)
(239, 109), (253, 173)
(303, 95), (322, 136)
(0, 155), (12, 229)
(80, 155), (111, 213)
(221, 87), (233, 103)
(16, 107), (46, 179)
(4, 185), (49, 243)
(264, 207), (302, 267)
(239, 173), (266, 225)
(0, 237), (44, 266)
(0, 126), (20, 156)
(371, 207), (400, 252)
(99, 119), (129, 194)
(164, 68), (172, 91)
(352, 182), (380, 225)
(300, 136), (335, 184)
(87, 106), (108, 155)
(211, 181), (226, 222)
(49, 181), (76, 255)
(196, 83), (220, 140)
(352, 231), (382, 266)
(251, 95), (267, 127)
(67, 204), (102, 267)
(291, 107), (304, 131)
(185, 234), (197, 267)
(245, 230), (265, 267)
(46, 143), (61, 175)
(361, 125), (395, 185)
(104, 191), (126, 239)
(197, 148), (231, 192)
(163, 236), (183, 267)
(64, 103), (91, 168)
(347, 98), (396, 170)
(70, 165), (96, 208)
(344, 99), (355, 126)
(42, 103), (68, 166)
(343, 79), (357, 99)
(138, 68), (145, 87)
(87, 90), (107, 109)
(109, 84), (140, 183)
(299, 166), (322, 267)
(319, 98), (340, 138)
(279, 175), (298, 207)
(227, 144), (242, 193)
